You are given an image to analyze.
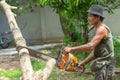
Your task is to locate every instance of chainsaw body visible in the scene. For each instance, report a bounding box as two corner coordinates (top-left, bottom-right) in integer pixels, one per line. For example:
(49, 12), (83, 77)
(56, 48), (84, 72)
(58, 53), (78, 71)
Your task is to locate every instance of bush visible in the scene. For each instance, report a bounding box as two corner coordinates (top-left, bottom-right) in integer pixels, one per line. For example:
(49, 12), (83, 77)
(113, 38), (120, 67)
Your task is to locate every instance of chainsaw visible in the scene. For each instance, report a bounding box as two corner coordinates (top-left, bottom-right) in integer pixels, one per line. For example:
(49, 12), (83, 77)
(17, 46), (85, 73)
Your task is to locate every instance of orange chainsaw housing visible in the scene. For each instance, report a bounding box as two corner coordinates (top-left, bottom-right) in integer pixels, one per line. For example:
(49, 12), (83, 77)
(57, 53), (78, 71)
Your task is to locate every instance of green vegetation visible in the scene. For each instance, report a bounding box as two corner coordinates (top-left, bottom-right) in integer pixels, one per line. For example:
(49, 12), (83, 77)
(31, 58), (46, 71)
(36, 0), (120, 47)
(113, 37), (120, 67)
(0, 58), (46, 80)
(36, 0), (120, 63)
(0, 68), (21, 80)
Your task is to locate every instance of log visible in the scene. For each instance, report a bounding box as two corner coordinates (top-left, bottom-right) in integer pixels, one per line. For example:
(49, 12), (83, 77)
(43, 58), (56, 80)
(0, 0), (33, 80)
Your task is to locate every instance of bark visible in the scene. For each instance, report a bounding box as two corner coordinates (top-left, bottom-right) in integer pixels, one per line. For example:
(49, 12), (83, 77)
(83, 27), (89, 57)
(59, 13), (71, 35)
(43, 59), (56, 80)
(83, 27), (89, 44)
(0, 0), (56, 80)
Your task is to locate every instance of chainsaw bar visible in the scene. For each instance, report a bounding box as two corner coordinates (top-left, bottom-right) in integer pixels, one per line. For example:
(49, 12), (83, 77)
(16, 46), (56, 61)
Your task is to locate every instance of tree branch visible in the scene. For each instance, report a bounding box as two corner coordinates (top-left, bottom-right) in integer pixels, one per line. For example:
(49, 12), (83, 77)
(11, 6), (17, 9)
(43, 58), (56, 80)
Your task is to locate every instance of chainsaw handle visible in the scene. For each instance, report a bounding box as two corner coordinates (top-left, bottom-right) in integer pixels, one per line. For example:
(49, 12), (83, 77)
(75, 63), (85, 73)
(82, 66), (85, 73)
(63, 48), (69, 54)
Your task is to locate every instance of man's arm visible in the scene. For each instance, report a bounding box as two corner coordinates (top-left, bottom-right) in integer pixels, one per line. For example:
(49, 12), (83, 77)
(65, 26), (107, 53)
(80, 51), (94, 65)
(78, 51), (94, 68)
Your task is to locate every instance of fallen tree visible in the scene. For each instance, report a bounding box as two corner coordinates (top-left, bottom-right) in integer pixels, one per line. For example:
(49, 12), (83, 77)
(0, 0), (56, 80)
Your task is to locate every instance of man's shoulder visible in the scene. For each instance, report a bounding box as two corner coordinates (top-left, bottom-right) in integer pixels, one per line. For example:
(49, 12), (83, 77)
(95, 25), (108, 37)
(101, 24), (111, 33)
(97, 25), (106, 33)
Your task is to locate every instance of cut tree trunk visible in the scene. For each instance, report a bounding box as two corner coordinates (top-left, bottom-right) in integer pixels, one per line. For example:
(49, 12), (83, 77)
(0, 0), (33, 80)
(0, 0), (56, 80)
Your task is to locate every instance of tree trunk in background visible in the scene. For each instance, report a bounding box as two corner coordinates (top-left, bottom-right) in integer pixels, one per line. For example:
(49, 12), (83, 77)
(59, 13), (72, 35)
(0, 0), (56, 80)
(83, 27), (89, 44)
(83, 27), (89, 57)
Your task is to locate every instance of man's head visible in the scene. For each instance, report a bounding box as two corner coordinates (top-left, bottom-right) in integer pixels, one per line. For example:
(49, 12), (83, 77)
(87, 5), (104, 25)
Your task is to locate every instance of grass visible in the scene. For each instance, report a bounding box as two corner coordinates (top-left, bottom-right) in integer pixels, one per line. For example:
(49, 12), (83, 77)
(0, 57), (94, 80)
(31, 58), (46, 71)
(0, 58), (46, 80)
(113, 38), (120, 67)
(0, 68), (21, 80)
(0, 57), (120, 80)
(49, 67), (94, 80)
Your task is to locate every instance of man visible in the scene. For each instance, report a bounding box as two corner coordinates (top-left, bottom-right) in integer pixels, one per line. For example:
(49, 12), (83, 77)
(65, 5), (115, 80)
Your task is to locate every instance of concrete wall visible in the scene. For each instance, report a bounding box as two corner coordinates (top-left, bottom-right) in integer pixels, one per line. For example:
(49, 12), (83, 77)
(0, 10), (12, 41)
(0, 11), (10, 32)
(40, 6), (64, 40)
(0, 6), (64, 45)
(104, 9), (120, 35)
(17, 6), (64, 44)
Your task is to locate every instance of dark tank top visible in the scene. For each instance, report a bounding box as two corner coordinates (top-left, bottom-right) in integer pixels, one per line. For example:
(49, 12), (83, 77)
(93, 24), (114, 59)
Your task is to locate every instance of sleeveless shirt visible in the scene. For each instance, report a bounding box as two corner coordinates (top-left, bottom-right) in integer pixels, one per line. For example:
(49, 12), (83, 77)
(93, 24), (114, 59)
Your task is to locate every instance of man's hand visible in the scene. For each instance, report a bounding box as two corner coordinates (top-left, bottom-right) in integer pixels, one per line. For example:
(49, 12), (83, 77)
(78, 61), (84, 69)
(64, 47), (72, 53)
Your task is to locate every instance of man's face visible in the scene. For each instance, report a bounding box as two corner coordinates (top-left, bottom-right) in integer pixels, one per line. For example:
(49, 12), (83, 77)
(87, 13), (99, 25)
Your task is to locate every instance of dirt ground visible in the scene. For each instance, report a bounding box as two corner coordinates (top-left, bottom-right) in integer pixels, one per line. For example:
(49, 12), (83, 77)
(0, 54), (20, 70)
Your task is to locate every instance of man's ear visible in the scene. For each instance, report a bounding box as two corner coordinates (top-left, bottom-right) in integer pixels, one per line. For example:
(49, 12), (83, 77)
(98, 16), (101, 21)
